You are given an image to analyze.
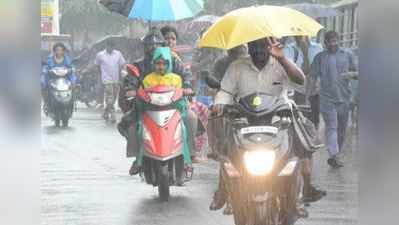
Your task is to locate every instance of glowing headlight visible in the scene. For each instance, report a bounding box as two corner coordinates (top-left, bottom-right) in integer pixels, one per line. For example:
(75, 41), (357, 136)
(243, 150), (275, 176)
(52, 68), (68, 76)
(149, 91), (174, 106)
(57, 83), (70, 91)
(56, 91), (70, 98)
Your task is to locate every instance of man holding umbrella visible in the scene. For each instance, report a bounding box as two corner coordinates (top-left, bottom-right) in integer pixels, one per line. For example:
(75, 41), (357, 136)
(210, 37), (326, 214)
(197, 5), (327, 213)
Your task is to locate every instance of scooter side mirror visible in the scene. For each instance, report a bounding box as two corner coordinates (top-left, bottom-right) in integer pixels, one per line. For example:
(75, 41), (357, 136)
(204, 74), (221, 89)
(126, 64), (140, 78)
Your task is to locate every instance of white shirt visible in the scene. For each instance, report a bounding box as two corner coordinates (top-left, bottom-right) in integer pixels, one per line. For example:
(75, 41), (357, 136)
(95, 49), (126, 84)
(214, 56), (302, 105)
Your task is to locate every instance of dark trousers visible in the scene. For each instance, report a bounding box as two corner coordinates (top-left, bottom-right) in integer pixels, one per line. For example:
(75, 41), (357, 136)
(294, 91), (320, 129)
(309, 95), (320, 129)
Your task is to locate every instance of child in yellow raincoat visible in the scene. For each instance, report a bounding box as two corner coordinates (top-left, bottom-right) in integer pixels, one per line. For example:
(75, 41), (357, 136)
(142, 47), (182, 89)
(134, 47), (192, 182)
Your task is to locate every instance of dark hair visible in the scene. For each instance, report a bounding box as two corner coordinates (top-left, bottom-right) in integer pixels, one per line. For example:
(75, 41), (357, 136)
(160, 25), (178, 39)
(248, 38), (267, 49)
(142, 27), (165, 45)
(53, 42), (67, 52)
(106, 39), (114, 47)
(324, 30), (339, 42)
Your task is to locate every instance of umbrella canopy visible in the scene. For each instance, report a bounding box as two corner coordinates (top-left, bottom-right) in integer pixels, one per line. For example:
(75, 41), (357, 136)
(192, 15), (219, 23)
(98, 0), (135, 17)
(285, 3), (342, 18)
(199, 5), (323, 50)
(188, 14), (220, 31)
(128, 0), (204, 21)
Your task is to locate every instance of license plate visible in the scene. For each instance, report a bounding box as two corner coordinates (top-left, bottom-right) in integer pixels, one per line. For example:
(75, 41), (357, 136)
(240, 126), (278, 135)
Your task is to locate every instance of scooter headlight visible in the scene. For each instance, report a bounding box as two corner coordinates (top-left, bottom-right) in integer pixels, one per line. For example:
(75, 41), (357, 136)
(149, 91), (174, 106)
(243, 150), (275, 176)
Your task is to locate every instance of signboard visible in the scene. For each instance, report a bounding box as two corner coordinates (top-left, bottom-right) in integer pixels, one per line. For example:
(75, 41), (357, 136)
(41, 0), (59, 34)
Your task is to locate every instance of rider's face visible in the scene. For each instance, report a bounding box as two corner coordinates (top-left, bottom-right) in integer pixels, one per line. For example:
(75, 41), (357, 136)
(248, 39), (269, 68)
(164, 32), (177, 49)
(325, 36), (339, 53)
(54, 46), (65, 58)
(154, 58), (168, 75)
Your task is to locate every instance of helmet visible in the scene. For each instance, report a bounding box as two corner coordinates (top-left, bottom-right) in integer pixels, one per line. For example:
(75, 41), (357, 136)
(141, 27), (165, 46)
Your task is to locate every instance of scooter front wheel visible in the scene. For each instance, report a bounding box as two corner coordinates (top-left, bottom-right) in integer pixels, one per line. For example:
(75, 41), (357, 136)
(62, 118), (69, 128)
(157, 161), (170, 202)
(55, 119), (61, 127)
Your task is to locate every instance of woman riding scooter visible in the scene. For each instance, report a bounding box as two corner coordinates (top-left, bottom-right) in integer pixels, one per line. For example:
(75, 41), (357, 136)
(41, 43), (78, 116)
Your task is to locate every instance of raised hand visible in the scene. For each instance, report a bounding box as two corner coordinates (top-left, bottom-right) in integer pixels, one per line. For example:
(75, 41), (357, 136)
(266, 37), (285, 60)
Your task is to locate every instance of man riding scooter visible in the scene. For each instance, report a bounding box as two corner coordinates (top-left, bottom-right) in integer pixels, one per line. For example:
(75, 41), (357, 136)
(209, 37), (326, 215)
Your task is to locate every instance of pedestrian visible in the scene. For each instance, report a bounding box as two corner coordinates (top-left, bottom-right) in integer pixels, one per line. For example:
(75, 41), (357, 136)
(309, 31), (358, 168)
(95, 71), (105, 109)
(283, 35), (323, 128)
(95, 39), (126, 122)
(191, 29), (225, 104)
(190, 32), (225, 160)
(283, 36), (326, 202)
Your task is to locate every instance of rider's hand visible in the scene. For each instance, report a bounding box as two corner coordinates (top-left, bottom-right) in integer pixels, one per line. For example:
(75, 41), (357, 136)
(121, 69), (128, 77)
(125, 90), (136, 98)
(341, 71), (358, 80)
(183, 88), (194, 96)
(266, 37), (285, 60)
(211, 104), (224, 116)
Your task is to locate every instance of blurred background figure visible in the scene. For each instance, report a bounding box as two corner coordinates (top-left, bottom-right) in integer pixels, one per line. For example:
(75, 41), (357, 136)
(95, 39), (126, 122)
(283, 35), (323, 128)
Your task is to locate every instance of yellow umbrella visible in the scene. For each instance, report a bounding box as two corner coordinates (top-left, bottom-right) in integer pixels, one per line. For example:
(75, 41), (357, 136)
(198, 5), (323, 49)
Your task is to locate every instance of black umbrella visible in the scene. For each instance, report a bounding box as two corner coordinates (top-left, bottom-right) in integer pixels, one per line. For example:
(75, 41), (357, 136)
(98, 0), (135, 17)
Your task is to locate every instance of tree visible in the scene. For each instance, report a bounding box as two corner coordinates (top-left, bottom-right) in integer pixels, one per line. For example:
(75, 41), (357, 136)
(60, 0), (129, 47)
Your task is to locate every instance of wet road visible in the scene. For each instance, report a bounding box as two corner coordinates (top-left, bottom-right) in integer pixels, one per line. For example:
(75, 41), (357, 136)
(41, 106), (358, 225)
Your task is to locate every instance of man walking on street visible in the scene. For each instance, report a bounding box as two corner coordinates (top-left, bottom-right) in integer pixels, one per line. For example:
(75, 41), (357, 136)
(284, 36), (323, 128)
(95, 39), (126, 122)
(310, 31), (358, 168)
